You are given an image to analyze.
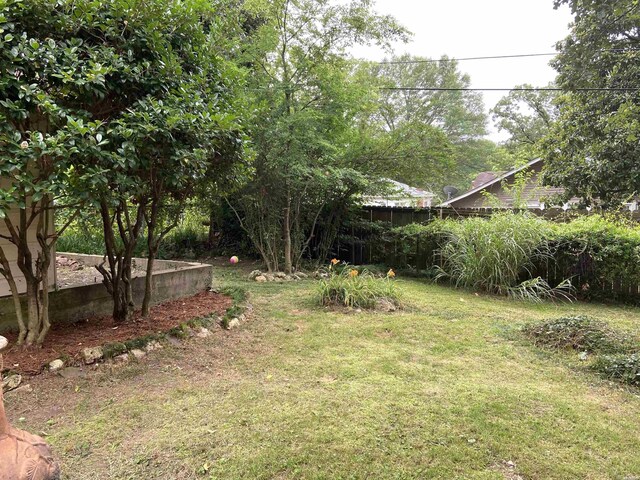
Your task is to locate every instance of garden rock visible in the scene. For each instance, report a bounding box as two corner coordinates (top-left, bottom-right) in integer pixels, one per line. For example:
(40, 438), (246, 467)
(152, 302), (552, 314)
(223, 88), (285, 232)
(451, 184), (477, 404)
(2, 374), (22, 392)
(248, 270), (262, 280)
(8, 384), (33, 395)
(145, 340), (163, 352)
(130, 349), (146, 360)
(196, 327), (211, 339)
(48, 359), (64, 372)
(274, 272), (287, 279)
(296, 271), (308, 278)
(255, 275), (267, 283)
(375, 298), (397, 312)
(82, 346), (104, 365)
(228, 318), (241, 329)
(114, 354), (129, 364)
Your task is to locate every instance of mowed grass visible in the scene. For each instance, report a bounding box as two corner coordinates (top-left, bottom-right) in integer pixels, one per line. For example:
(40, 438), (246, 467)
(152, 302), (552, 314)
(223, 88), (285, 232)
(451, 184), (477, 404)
(11, 267), (640, 479)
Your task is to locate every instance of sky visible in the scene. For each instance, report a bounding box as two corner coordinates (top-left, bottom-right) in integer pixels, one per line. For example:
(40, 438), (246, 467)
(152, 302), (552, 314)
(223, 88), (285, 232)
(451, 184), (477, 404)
(349, 0), (574, 141)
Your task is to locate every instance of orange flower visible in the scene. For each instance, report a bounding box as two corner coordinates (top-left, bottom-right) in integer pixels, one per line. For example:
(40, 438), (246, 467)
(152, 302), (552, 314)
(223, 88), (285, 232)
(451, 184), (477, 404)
(349, 269), (359, 278)
(331, 258), (340, 265)
(387, 269), (396, 278)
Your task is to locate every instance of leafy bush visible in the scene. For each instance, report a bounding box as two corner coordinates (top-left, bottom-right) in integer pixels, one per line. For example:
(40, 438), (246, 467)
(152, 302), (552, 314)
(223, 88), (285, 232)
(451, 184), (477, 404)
(547, 215), (640, 302)
(522, 315), (634, 354)
(433, 212), (553, 295)
(380, 212), (640, 304)
(317, 263), (399, 309)
(57, 208), (212, 259)
(592, 354), (640, 386)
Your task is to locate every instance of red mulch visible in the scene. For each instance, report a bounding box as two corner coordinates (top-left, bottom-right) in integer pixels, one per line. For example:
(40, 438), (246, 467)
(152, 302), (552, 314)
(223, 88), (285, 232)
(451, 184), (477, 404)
(2, 291), (232, 375)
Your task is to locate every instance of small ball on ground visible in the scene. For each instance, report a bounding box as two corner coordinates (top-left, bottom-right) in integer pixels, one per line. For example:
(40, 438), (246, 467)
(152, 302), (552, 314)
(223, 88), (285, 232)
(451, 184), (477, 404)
(229, 256), (239, 264)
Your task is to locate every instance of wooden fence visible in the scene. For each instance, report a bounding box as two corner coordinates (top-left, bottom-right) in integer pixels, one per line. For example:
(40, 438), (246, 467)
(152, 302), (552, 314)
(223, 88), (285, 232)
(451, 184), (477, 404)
(333, 206), (640, 303)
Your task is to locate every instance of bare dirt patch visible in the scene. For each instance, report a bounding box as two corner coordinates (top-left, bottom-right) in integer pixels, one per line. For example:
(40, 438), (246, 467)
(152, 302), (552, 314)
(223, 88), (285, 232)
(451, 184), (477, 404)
(3, 291), (232, 375)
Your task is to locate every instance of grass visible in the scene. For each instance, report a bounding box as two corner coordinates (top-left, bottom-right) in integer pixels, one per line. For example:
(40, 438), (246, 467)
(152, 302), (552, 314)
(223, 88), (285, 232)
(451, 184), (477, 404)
(7, 265), (640, 479)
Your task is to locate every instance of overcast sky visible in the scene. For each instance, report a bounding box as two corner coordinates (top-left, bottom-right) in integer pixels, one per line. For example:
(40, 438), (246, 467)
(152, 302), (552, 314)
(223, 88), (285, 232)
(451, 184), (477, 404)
(349, 0), (574, 141)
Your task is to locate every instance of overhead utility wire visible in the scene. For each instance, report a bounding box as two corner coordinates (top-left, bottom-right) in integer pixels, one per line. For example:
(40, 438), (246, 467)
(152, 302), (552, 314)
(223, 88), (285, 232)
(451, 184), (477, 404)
(381, 87), (640, 92)
(375, 48), (640, 64)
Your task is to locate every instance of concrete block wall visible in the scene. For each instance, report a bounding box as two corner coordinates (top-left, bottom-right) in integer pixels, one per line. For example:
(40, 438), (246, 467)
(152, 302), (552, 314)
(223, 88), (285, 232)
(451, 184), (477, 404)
(0, 255), (213, 333)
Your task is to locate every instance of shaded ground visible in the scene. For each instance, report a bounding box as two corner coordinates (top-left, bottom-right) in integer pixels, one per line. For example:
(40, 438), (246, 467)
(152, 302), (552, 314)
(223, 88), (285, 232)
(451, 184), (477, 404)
(3, 291), (231, 374)
(5, 266), (640, 479)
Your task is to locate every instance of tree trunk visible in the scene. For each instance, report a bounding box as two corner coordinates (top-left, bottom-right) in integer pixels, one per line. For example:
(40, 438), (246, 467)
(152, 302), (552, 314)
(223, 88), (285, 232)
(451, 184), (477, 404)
(141, 254), (155, 317)
(24, 279), (40, 346)
(0, 250), (26, 345)
(283, 203), (292, 274)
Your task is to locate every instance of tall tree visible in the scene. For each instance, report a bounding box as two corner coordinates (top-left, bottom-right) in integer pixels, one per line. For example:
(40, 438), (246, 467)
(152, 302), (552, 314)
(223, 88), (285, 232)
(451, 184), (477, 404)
(362, 55), (493, 193)
(541, 0), (640, 207)
(0, 0), (109, 345)
(492, 84), (558, 161)
(230, 0), (409, 273)
(81, 0), (246, 321)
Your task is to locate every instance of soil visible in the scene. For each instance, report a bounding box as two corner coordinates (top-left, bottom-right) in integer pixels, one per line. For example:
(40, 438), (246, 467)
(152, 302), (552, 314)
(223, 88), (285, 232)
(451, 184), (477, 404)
(2, 291), (232, 375)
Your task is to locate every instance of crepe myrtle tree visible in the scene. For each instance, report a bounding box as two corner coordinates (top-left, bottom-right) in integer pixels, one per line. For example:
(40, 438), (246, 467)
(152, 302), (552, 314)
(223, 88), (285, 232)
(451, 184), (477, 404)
(232, 0), (409, 273)
(1, 0), (248, 330)
(115, 88), (246, 318)
(0, 0), (110, 346)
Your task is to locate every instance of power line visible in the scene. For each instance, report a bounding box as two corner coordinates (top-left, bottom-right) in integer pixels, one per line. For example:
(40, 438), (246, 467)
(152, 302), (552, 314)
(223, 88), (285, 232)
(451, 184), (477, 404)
(374, 48), (640, 65)
(381, 87), (640, 92)
(378, 53), (557, 64)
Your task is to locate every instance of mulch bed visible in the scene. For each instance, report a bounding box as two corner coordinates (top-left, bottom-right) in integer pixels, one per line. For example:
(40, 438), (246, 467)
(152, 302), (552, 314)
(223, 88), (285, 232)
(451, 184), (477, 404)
(2, 291), (232, 375)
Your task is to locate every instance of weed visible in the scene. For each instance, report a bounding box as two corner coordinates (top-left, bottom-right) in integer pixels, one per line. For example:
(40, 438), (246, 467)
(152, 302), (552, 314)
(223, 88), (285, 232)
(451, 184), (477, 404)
(522, 315), (634, 354)
(592, 354), (640, 386)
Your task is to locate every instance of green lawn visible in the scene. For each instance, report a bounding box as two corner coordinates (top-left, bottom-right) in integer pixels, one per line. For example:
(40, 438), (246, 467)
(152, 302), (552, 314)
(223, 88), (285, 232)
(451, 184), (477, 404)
(8, 267), (640, 479)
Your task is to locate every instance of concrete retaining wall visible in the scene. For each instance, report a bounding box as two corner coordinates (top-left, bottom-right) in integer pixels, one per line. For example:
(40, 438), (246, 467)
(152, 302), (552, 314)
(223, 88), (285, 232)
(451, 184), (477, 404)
(0, 254), (213, 333)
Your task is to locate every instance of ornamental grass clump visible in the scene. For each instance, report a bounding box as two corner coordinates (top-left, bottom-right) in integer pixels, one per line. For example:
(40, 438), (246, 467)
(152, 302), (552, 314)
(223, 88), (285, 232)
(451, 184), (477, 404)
(318, 260), (399, 309)
(434, 212), (571, 300)
(523, 315), (635, 354)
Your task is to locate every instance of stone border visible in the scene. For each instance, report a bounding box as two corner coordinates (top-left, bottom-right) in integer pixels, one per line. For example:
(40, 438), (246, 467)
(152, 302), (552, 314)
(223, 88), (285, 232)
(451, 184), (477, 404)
(1, 286), (250, 386)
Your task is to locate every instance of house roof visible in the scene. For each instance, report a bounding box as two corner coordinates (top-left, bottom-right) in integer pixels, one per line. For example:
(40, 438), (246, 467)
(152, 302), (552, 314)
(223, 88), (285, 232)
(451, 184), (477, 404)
(438, 158), (543, 207)
(383, 179), (434, 198)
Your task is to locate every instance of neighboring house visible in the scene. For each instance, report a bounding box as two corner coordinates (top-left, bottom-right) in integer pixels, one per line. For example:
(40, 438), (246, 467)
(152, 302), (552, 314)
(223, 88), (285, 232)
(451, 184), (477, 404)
(0, 184), (56, 297)
(363, 179), (435, 208)
(438, 158), (566, 209)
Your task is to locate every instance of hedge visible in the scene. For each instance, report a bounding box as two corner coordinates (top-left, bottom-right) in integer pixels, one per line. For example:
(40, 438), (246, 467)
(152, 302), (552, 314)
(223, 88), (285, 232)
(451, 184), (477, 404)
(378, 213), (640, 303)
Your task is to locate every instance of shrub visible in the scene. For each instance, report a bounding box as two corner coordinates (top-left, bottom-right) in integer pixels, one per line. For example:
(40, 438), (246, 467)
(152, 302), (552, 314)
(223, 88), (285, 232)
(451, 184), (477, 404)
(434, 212), (553, 295)
(592, 354), (640, 386)
(317, 262), (399, 309)
(522, 315), (634, 354)
(547, 215), (640, 302)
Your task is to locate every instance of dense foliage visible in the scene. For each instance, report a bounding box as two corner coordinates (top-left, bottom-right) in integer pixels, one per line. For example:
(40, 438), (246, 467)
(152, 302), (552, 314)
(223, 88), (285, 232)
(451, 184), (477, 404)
(362, 55), (511, 192)
(541, 0), (640, 207)
(227, 0), (409, 274)
(592, 353), (640, 387)
(369, 213), (640, 303)
(0, 0), (246, 341)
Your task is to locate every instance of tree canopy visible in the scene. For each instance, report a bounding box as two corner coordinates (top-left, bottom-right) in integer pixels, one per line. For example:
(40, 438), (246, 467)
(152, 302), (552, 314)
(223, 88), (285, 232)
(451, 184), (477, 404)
(541, 0), (640, 207)
(0, 0), (246, 339)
